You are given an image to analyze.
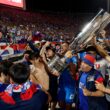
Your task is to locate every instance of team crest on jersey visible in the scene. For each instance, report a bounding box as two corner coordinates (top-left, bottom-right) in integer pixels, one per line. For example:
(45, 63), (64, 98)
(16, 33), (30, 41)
(87, 76), (95, 82)
(95, 64), (100, 69)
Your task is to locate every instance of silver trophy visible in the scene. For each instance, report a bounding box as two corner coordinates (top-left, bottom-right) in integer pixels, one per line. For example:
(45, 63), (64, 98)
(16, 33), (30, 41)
(48, 55), (67, 73)
(48, 9), (110, 73)
(70, 9), (110, 52)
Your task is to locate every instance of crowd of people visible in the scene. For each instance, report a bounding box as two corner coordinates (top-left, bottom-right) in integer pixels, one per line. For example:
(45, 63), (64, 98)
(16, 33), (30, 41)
(0, 5), (110, 110)
(0, 6), (78, 44)
(0, 29), (109, 110)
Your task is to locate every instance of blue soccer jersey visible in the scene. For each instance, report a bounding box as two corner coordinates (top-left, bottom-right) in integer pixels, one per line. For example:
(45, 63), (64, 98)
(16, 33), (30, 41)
(78, 69), (108, 110)
(58, 56), (77, 104)
(79, 72), (88, 110)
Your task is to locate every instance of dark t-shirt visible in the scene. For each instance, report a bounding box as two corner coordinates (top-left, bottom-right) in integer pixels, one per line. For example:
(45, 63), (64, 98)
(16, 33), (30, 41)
(0, 90), (47, 110)
(0, 84), (8, 92)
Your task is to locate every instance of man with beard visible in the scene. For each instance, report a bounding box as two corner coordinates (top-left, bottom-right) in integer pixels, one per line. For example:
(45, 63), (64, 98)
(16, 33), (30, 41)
(57, 42), (78, 110)
(78, 54), (108, 110)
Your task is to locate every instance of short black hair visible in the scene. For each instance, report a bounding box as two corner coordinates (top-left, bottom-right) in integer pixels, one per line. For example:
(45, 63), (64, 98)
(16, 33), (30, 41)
(24, 50), (33, 55)
(46, 46), (56, 53)
(0, 60), (13, 76)
(63, 42), (69, 46)
(55, 43), (60, 46)
(9, 63), (30, 84)
(85, 45), (99, 54)
(28, 51), (40, 60)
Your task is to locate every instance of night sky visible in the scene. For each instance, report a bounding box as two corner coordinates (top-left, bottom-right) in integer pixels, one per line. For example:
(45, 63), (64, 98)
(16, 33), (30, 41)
(26, 0), (107, 13)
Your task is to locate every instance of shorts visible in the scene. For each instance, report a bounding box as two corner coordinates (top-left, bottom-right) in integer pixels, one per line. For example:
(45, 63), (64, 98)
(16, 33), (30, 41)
(58, 86), (75, 104)
(57, 68), (76, 104)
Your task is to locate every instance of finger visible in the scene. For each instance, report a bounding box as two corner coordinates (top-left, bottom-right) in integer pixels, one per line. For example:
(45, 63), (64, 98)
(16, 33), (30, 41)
(95, 81), (100, 84)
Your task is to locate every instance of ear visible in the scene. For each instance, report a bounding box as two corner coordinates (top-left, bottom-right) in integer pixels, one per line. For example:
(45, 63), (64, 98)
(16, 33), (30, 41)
(10, 78), (14, 84)
(90, 66), (92, 70)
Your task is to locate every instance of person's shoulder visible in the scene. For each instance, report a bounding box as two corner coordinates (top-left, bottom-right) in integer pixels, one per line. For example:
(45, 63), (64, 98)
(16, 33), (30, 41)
(94, 69), (104, 82)
(33, 90), (48, 101)
(71, 56), (78, 63)
(94, 69), (102, 76)
(0, 83), (9, 92)
(31, 90), (48, 107)
(0, 90), (48, 110)
(65, 56), (77, 64)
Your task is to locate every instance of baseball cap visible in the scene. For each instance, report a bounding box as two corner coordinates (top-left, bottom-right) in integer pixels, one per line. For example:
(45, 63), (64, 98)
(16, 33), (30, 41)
(82, 54), (96, 67)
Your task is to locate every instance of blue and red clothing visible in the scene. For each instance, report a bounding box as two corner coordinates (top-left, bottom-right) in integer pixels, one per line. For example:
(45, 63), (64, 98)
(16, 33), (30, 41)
(0, 81), (47, 110)
(0, 82), (8, 92)
(78, 68), (108, 110)
(27, 41), (39, 53)
(58, 56), (77, 104)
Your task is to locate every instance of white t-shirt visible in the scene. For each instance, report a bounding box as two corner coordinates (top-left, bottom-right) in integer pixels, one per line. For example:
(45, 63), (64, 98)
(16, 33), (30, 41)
(94, 58), (108, 79)
(94, 58), (110, 102)
(106, 63), (110, 102)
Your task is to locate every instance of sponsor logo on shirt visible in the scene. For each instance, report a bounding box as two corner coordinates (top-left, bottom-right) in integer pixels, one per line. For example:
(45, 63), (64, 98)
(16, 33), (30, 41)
(79, 82), (85, 89)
